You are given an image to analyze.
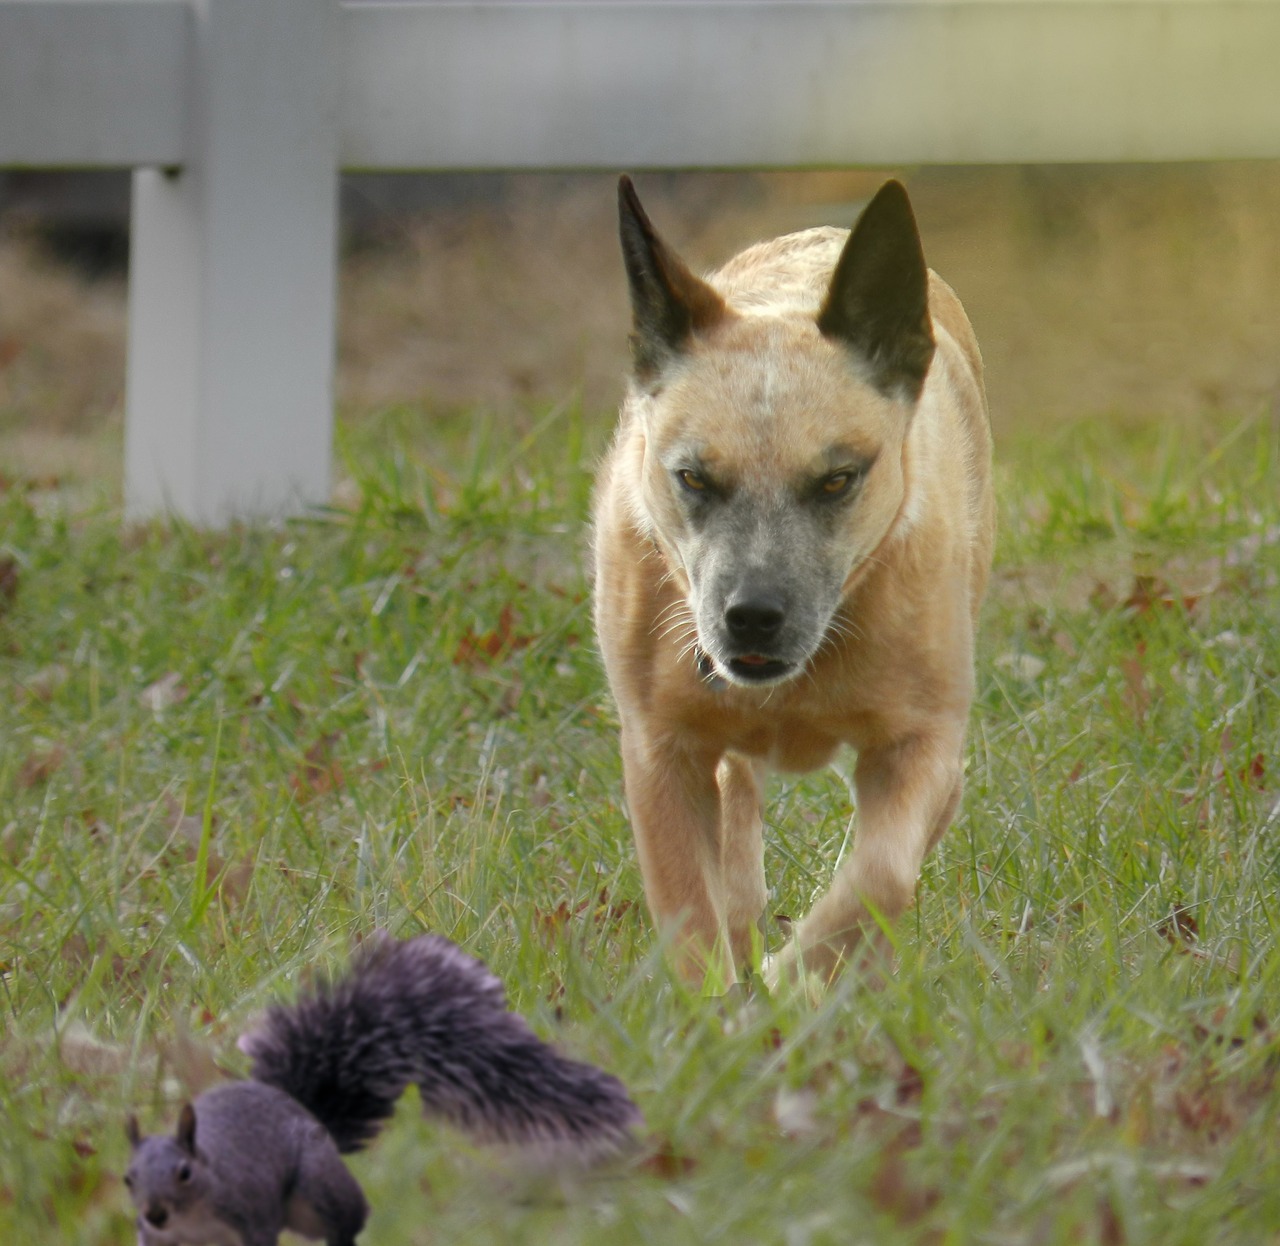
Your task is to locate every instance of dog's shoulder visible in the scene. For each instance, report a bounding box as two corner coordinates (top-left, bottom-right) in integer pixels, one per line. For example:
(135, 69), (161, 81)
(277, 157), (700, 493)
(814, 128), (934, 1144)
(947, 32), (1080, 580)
(926, 271), (984, 392)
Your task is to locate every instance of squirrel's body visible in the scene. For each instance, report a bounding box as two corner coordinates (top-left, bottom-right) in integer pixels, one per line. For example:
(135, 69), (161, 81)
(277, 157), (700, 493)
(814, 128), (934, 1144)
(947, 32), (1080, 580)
(126, 1083), (366, 1246)
(125, 935), (640, 1245)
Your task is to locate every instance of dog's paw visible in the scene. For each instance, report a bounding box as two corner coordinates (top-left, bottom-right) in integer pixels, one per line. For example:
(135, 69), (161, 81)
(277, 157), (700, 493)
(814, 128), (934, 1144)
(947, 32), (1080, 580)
(765, 932), (893, 997)
(761, 948), (826, 1004)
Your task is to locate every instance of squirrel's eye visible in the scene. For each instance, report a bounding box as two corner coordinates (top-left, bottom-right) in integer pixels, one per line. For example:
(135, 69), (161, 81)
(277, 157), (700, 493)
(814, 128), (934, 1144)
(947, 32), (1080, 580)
(176, 1162), (192, 1183)
(676, 469), (707, 494)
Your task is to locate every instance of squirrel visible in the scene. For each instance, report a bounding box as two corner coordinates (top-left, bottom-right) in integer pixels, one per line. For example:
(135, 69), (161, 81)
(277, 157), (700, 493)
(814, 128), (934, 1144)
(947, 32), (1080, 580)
(123, 933), (641, 1245)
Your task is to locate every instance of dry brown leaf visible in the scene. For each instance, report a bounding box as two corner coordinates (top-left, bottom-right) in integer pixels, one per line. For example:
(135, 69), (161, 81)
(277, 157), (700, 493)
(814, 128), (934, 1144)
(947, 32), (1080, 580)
(535, 899), (581, 941)
(1191, 1007), (1272, 1051)
(591, 886), (634, 930)
(1173, 1085), (1237, 1141)
(18, 742), (66, 788)
(894, 1060), (926, 1105)
(291, 733), (346, 801)
(166, 797), (252, 905)
(1099, 1194), (1127, 1246)
(218, 857), (255, 906)
(536, 888), (635, 943)
(1241, 753), (1267, 791)
(1124, 574), (1201, 616)
(1157, 906), (1200, 950)
(452, 603), (535, 667)
(1120, 644), (1150, 725)
(640, 1139), (698, 1180)
(0, 555), (18, 612)
(868, 1132), (939, 1224)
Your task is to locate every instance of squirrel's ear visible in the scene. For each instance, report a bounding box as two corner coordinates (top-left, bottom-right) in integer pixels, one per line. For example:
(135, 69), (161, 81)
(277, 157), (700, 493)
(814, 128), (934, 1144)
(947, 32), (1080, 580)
(176, 1103), (197, 1155)
(125, 1115), (142, 1148)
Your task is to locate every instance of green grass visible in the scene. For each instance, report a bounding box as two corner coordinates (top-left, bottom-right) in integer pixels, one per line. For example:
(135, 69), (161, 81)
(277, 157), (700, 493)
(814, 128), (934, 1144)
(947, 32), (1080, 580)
(1, 405), (1278, 1245)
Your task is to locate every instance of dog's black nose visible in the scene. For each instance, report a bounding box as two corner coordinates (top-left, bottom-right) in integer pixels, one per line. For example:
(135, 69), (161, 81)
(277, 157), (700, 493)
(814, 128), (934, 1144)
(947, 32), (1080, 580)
(725, 596), (786, 647)
(145, 1205), (170, 1228)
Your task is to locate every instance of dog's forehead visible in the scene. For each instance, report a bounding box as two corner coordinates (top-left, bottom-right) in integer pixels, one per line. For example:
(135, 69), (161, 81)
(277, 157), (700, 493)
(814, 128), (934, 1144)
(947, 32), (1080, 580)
(654, 318), (895, 475)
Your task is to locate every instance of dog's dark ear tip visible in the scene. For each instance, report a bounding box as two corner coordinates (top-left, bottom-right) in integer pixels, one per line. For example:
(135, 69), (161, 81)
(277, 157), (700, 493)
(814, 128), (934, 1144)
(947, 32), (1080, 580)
(618, 174), (640, 213)
(617, 174), (728, 378)
(863, 180), (917, 228)
(818, 177), (932, 400)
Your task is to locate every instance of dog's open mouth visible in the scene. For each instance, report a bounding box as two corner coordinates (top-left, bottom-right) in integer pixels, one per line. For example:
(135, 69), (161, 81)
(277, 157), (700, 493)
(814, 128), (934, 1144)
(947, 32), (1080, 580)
(696, 647), (794, 687)
(726, 654), (793, 683)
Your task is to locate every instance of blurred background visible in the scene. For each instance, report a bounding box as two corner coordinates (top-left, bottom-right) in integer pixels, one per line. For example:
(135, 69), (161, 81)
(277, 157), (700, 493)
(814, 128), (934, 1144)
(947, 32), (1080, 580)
(2, 162), (1278, 487)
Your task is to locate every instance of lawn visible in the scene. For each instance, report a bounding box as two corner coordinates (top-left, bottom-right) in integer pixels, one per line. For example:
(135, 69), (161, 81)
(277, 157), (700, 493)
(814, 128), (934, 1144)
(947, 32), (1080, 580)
(1, 405), (1277, 1245)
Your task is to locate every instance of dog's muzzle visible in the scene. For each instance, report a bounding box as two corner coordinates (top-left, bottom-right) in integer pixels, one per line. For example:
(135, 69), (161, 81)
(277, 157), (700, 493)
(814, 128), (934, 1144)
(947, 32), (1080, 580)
(717, 592), (798, 683)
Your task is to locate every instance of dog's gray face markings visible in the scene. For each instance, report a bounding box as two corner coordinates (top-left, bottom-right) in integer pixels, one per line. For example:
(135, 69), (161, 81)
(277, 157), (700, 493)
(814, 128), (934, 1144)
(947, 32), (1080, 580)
(665, 446), (875, 687)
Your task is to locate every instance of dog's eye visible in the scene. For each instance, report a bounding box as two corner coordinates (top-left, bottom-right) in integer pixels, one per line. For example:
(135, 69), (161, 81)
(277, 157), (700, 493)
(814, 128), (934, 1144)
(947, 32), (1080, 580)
(676, 469), (708, 494)
(177, 1162), (192, 1184)
(820, 470), (857, 497)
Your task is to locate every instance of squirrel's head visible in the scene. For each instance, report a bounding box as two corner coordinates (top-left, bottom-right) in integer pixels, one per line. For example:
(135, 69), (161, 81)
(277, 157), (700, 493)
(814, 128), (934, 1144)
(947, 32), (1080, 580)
(124, 1104), (213, 1237)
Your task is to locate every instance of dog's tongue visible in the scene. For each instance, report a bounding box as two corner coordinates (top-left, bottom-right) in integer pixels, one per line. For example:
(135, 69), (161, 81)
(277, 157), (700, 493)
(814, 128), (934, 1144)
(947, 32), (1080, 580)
(736, 654), (769, 666)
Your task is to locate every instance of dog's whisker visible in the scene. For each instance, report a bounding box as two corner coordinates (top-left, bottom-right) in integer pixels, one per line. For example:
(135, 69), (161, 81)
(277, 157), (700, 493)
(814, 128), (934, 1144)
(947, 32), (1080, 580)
(674, 630), (700, 657)
(658, 625), (694, 646)
(650, 602), (696, 640)
(656, 614), (697, 642)
(678, 643), (705, 671)
(653, 613), (693, 640)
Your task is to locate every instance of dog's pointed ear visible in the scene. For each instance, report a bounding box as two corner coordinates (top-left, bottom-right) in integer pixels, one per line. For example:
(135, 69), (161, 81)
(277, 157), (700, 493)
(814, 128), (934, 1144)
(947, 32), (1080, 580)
(817, 180), (935, 402)
(125, 1114), (142, 1149)
(175, 1103), (197, 1155)
(618, 175), (727, 381)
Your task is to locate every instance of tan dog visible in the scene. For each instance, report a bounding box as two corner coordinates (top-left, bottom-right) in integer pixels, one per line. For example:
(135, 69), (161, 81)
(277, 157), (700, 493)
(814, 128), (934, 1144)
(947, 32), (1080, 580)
(593, 177), (994, 988)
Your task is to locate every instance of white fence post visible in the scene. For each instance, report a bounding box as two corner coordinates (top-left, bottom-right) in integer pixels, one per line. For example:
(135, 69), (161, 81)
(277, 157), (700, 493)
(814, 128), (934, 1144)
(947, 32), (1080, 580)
(123, 0), (339, 524)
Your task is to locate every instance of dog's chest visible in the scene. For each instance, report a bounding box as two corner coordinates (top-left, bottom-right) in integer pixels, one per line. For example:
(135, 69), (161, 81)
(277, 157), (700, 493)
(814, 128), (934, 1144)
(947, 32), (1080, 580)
(678, 690), (862, 774)
(758, 726), (843, 773)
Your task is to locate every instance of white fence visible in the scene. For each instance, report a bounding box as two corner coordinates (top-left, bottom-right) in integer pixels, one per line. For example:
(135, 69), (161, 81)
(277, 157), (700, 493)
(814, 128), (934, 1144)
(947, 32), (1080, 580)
(2, 0), (1278, 523)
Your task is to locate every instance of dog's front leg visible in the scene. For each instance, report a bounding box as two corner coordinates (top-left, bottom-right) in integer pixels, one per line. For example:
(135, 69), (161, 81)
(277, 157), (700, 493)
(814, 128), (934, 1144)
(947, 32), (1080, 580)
(769, 726), (965, 986)
(621, 726), (735, 985)
(716, 753), (767, 972)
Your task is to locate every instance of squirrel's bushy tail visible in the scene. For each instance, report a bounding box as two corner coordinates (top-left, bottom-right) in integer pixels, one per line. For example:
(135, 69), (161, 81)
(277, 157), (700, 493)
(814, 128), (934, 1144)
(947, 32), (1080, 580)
(239, 934), (641, 1157)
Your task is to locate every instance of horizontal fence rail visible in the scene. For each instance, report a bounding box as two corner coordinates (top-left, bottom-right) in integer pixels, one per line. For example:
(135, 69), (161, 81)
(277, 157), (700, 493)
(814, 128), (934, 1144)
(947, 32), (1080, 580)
(1, 0), (1277, 521)
(0, 1), (190, 168)
(5, 2), (1279, 170)
(340, 2), (1280, 168)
